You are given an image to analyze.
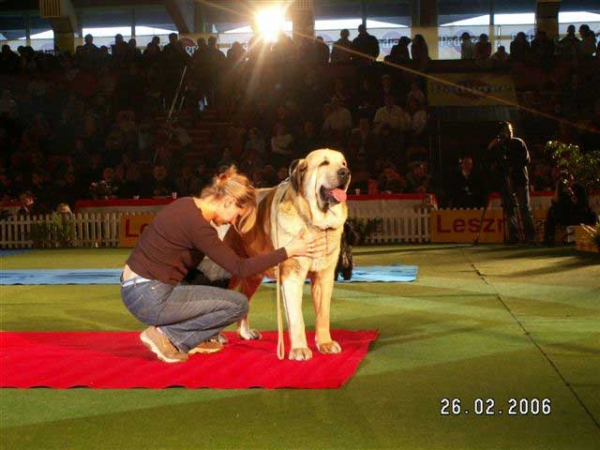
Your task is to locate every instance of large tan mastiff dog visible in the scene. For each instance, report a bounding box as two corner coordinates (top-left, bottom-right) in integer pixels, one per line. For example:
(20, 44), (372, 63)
(228, 149), (351, 360)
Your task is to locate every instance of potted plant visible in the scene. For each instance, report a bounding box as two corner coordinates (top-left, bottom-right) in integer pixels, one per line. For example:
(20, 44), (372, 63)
(544, 141), (600, 192)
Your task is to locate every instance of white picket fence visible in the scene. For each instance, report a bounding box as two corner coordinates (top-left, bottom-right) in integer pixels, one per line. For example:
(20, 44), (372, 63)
(0, 208), (432, 249)
(349, 207), (431, 244)
(0, 213), (124, 249)
(347, 199), (432, 243)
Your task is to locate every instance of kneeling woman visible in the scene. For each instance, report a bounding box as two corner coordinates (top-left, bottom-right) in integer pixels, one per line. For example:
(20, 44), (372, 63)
(121, 166), (322, 363)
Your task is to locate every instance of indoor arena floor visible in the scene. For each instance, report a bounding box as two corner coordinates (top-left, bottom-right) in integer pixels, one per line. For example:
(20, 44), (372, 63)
(1, 244), (599, 449)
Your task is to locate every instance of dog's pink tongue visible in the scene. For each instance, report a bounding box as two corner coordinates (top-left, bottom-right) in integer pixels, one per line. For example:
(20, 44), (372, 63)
(331, 188), (347, 202)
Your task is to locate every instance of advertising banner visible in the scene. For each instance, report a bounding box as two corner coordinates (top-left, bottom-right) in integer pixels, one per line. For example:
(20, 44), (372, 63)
(119, 214), (155, 247)
(430, 209), (505, 243)
(431, 208), (569, 244)
(575, 225), (599, 253)
(427, 72), (517, 107)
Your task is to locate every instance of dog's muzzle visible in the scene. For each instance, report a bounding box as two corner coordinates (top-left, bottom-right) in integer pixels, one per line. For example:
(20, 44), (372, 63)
(337, 167), (350, 184)
(319, 167), (351, 207)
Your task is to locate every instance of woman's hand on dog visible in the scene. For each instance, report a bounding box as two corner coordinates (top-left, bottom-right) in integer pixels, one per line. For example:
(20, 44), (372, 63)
(285, 229), (327, 258)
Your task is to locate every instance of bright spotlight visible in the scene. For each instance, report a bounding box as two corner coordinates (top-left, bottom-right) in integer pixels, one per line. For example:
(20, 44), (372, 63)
(254, 6), (286, 42)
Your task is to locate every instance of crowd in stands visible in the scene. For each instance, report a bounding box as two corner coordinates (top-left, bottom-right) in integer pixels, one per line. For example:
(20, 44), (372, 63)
(0, 23), (599, 217)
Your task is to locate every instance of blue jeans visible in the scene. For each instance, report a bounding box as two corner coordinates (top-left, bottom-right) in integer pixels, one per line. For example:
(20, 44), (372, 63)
(121, 279), (248, 352)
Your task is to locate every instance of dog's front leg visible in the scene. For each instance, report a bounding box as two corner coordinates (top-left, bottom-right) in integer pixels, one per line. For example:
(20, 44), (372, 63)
(281, 274), (312, 361)
(311, 267), (341, 354)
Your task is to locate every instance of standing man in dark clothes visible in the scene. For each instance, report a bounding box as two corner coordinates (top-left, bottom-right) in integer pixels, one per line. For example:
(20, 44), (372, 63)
(79, 34), (102, 72)
(509, 32), (530, 62)
(0, 44), (20, 74)
(111, 34), (129, 65)
(205, 36), (226, 107)
(161, 33), (191, 108)
(486, 121), (536, 243)
(352, 24), (380, 62)
(314, 36), (331, 65)
(331, 29), (353, 63)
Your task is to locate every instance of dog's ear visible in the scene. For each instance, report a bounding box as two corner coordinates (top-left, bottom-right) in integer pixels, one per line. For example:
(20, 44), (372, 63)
(288, 159), (303, 178)
(290, 159), (308, 192)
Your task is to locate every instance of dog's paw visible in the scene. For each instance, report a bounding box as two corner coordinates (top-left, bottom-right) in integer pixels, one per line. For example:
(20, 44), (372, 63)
(288, 347), (313, 361)
(238, 328), (262, 340)
(318, 341), (342, 354)
(214, 333), (228, 344)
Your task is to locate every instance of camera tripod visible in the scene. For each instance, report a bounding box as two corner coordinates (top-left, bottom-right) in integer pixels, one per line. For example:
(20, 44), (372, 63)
(473, 200), (490, 245)
(499, 172), (525, 243)
(473, 169), (524, 245)
(153, 66), (189, 164)
(167, 66), (189, 125)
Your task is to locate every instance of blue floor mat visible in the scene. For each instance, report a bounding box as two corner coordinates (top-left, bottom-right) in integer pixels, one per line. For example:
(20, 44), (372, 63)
(0, 249), (30, 257)
(341, 265), (417, 282)
(0, 269), (122, 285)
(0, 265), (417, 285)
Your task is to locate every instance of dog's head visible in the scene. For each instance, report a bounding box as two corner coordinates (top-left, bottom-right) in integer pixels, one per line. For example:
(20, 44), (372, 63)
(290, 149), (351, 213)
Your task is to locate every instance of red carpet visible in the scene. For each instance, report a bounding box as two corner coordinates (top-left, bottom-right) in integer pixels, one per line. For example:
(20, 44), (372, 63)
(0, 330), (378, 389)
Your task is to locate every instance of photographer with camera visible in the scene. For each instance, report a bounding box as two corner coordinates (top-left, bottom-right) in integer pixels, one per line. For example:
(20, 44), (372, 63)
(543, 171), (596, 245)
(486, 121), (536, 243)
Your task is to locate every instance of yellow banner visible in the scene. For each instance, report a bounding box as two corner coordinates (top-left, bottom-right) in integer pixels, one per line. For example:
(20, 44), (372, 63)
(431, 209), (558, 244)
(431, 209), (505, 243)
(119, 214), (155, 248)
(575, 225), (599, 253)
(427, 72), (517, 107)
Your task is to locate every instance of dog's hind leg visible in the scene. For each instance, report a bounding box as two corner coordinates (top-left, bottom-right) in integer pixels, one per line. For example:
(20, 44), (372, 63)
(237, 276), (263, 340)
